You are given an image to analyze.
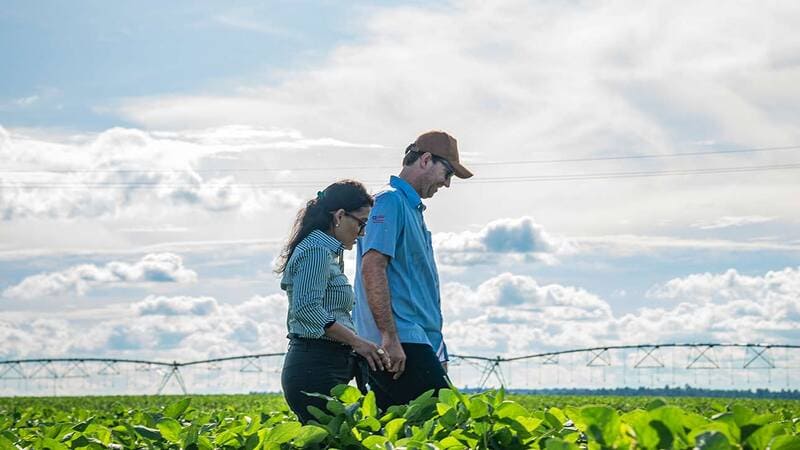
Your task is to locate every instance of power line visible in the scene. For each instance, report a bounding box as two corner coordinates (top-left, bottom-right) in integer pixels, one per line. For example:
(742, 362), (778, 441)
(2, 144), (799, 174)
(4, 162), (799, 189)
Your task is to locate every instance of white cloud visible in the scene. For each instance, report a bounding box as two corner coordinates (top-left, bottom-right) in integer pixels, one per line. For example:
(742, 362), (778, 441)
(442, 273), (614, 355)
(2, 253), (197, 299)
(575, 234), (800, 255)
(691, 216), (776, 230)
(2, 266), (799, 389)
(133, 295), (219, 316)
(441, 266), (800, 356)
(0, 126), (318, 221)
(108, 1), (800, 239)
(435, 217), (574, 266)
(645, 266), (800, 305)
(0, 293), (288, 362)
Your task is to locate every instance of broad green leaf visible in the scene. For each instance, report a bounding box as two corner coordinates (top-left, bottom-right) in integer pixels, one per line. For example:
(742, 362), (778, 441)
(645, 398), (668, 411)
(746, 423), (786, 450)
(362, 435), (389, 449)
(293, 425), (328, 447)
(362, 391), (378, 418)
(213, 430), (239, 446)
(357, 416), (381, 432)
(332, 385), (363, 404)
(515, 416), (543, 434)
(496, 401), (529, 419)
(545, 437), (581, 450)
(438, 389), (459, 407)
(684, 411), (710, 429)
(621, 409), (659, 449)
(650, 419), (674, 450)
(768, 435), (800, 450)
(438, 406), (458, 428)
(688, 422), (737, 446)
(39, 438), (68, 450)
(156, 418), (182, 443)
(732, 405), (755, 427)
(576, 406), (620, 446)
(71, 417), (94, 433)
(132, 425), (161, 441)
(438, 435), (467, 449)
(468, 399), (489, 419)
(326, 400), (346, 416)
(163, 398), (191, 419)
(307, 405), (332, 424)
(183, 423), (199, 448)
(751, 413), (782, 426)
(385, 418), (407, 441)
(264, 422), (301, 444)
(694, 431), (732, 450)
(0, 435), (17, 450)
(650, 406), (689, 446)
(243, 432), (260, 450)
(548, 407), (568, 426)
(544, 411), (563, 429)
(410, 389), (436, 407)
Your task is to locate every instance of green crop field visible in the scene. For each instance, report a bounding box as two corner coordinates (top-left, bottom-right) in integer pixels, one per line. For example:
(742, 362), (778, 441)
(2, 388), (799, 449)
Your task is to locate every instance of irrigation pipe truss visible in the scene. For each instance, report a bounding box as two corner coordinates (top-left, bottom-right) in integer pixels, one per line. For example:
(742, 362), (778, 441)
(3, 343), (799, 393)
(3, 343), (798, 368)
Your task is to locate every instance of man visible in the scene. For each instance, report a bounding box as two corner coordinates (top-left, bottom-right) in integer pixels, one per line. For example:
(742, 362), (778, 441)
(353, 130), (473, 410)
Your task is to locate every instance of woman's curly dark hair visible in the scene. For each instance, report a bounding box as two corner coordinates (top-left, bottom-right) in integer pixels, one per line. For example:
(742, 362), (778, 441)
(274, 179), (373, 274)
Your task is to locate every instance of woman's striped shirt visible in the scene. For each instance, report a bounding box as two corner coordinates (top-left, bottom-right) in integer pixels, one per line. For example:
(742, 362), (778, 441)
(280, 229), (356, 339)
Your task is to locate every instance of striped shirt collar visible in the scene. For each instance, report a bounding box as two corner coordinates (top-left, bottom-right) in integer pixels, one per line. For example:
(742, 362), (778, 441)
(389, 175), (426, 212)
(308, 229), (344, 254)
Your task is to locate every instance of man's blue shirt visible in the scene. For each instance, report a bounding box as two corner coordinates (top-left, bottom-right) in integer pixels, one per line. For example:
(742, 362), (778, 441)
(354, 176), (448, 361)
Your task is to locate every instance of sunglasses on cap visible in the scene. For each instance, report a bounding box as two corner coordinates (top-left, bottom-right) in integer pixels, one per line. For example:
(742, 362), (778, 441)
(406, 143), (455, 179)
(431, 155), (455, 179)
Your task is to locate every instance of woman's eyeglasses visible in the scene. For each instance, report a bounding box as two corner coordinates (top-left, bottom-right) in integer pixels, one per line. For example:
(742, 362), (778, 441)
(344, 212), (368, 233)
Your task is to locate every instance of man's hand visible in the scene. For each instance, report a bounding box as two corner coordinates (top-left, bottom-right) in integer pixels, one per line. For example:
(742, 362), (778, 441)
(382, 335), (406, 380)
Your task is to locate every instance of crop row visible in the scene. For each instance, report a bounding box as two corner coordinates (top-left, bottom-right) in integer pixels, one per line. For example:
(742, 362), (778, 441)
(1, 388), (799, 449)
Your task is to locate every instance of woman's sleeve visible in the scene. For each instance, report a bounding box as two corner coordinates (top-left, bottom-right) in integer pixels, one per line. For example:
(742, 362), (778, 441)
(291, 247), (335, 338)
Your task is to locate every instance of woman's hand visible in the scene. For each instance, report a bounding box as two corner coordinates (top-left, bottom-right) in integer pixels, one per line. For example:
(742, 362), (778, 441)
(324, 322), (391, 371)
(352, 338), (391, 372)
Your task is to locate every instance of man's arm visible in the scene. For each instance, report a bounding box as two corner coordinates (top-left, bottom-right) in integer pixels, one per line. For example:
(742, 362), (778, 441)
(361, 249), (406, 379)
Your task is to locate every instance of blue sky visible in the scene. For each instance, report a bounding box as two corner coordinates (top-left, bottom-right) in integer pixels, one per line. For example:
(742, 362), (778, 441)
(1, 1), (799, 391)
(1, 0), (377, 129)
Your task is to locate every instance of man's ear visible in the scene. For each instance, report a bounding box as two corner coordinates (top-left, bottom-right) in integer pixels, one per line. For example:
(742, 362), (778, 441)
(419, 152), (434, 168)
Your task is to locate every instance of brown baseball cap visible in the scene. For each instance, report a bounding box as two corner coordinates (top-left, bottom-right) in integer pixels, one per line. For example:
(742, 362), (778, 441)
(413, 130), (473, 179)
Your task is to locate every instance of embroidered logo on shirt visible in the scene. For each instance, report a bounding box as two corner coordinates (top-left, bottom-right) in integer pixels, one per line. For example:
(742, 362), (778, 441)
(372, 214), (385, 224)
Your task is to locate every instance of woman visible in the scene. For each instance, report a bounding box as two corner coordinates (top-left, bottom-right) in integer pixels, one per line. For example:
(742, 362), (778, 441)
(276, 179), (390, 423)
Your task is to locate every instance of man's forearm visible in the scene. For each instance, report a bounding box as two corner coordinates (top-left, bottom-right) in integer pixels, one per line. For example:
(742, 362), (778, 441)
(361, 253), (397, 338)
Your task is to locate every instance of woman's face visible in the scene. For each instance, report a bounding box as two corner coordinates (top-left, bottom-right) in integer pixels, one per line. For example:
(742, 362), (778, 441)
(333, 206), (371, 250)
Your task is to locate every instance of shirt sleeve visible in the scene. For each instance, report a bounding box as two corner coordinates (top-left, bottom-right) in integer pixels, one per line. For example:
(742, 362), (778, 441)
(290, 247), (335, 338)
(360, 191), (403, 259)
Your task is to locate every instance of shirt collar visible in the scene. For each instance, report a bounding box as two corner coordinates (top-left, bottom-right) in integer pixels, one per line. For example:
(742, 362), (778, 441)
(308, 229), (344, 254)
(389, 176), (426, 212)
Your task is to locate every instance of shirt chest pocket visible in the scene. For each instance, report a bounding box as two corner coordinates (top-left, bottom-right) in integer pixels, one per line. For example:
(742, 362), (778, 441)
(410, 230), (433, 265)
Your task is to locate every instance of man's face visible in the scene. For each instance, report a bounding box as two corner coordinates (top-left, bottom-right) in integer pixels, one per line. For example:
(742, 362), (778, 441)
(421, 155), (455, 199)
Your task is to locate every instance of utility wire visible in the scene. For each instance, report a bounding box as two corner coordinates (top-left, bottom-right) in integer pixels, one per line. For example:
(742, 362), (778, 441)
(2, 145), (799, 174)
(5, 162), (799, 189)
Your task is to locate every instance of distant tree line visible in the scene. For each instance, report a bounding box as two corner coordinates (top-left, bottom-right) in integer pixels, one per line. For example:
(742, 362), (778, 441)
(492, 385), (800, 399)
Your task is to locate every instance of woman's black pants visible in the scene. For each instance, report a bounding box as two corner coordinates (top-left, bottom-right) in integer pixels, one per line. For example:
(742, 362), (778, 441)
(280, 336), (366, 423)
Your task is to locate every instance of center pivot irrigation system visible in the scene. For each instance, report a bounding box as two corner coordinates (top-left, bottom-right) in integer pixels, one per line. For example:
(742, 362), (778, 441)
(2, 343), (798, 396)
